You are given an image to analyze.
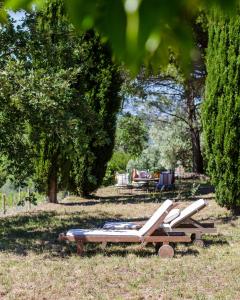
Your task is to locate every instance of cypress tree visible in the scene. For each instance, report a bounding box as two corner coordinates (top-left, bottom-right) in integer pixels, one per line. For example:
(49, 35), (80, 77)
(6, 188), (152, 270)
(70, 31), (122, 196)
(202, 8), (240, 213)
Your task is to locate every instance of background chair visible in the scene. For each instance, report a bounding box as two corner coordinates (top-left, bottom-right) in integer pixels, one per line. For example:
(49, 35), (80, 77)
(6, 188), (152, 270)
(115, 173), (133, 194)
(156, 171), (175, 191)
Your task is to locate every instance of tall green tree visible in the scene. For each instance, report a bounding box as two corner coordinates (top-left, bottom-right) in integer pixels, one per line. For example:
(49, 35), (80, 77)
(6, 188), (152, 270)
(132, 71), (205, 173)
(128, 12), (208, 173)
(0, 3), (122, 201)
(127, 118), (192, 172)
(0, 15), (32, 186)
(203, 8), (240, 213)
(115, 113), (148, 158)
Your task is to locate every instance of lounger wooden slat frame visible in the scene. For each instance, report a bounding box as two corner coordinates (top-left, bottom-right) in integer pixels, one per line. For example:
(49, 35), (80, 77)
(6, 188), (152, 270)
(118, 218), (217, 238)
(169, 216), (217, 245)
(59, 232), (191, 258)
(59, 233), (191, 243)
(171, 219), (216, 234)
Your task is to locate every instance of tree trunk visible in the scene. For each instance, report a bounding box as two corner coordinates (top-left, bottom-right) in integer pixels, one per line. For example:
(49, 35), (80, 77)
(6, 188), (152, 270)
(47, 172), (58, 203)
(190, 127), (204, 173)
(47, 155), (58, 203)
(185, 79), (204, 174)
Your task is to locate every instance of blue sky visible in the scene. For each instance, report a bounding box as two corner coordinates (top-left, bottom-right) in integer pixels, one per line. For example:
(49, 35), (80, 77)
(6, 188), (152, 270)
(9, 10), (25, 25)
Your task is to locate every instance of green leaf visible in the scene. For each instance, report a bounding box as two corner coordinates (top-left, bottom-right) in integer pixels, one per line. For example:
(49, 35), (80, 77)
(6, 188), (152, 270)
(5, 0), (33, 10)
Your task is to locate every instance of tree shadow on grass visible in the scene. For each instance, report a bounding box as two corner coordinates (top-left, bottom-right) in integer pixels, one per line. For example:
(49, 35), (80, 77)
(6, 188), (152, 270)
(200, 215), (238, 224)
(175, 248), (199, 257)
(60, 181), (216, 207)
(197, 185), (215, 195)
(0, 210), (114, 256)
(203, 234), (229, 247)
(59, 193), (184, 207)
(0, 211), (162, 257)
(82, 244), (156, 258)
(60, 193), (165, 206)
(62, 243), (201, 259)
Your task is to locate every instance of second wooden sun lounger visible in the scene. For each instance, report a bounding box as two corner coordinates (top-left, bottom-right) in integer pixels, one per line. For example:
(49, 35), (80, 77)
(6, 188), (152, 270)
(59, 200), (191, 258)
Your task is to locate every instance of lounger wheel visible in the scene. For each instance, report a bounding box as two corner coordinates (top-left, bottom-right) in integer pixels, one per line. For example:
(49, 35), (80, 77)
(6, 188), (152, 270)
(193, 239), (205, 248)
(158, 244), (174, 258)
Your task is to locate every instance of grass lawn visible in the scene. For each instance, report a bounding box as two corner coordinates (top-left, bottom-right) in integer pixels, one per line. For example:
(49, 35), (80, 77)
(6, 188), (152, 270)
(0, 181), (240, 299)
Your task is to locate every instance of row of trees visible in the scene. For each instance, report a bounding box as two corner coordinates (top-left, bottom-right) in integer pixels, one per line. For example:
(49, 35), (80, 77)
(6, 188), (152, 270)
(1, 0), (240, 212)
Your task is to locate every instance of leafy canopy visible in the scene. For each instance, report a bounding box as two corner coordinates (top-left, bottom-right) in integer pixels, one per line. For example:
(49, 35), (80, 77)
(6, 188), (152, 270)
(4, 0), (238, 73)
(115, 113), (148, 158)
(127, 119), (191, 172)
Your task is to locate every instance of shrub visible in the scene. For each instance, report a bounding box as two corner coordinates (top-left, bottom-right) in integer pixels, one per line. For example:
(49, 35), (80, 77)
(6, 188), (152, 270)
(103, 151), (131, 186)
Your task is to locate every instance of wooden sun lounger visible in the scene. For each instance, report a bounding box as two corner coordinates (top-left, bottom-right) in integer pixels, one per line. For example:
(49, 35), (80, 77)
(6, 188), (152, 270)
(59, 200), (191, 258)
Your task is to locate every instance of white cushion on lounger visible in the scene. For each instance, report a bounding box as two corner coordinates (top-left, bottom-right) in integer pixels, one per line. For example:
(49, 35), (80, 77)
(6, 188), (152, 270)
(164, 208), (180, 223)
(170, 199), (207, 228)
(138, 199), (173, 236)
(103, 206), (179, 230)
(66, 229), (141, 237)
(67, 200), (172, 238)
(103, 222), (140, 230)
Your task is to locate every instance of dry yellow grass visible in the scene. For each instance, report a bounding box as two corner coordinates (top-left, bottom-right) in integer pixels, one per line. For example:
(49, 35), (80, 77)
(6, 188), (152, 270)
(0, 182), (240, 299)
